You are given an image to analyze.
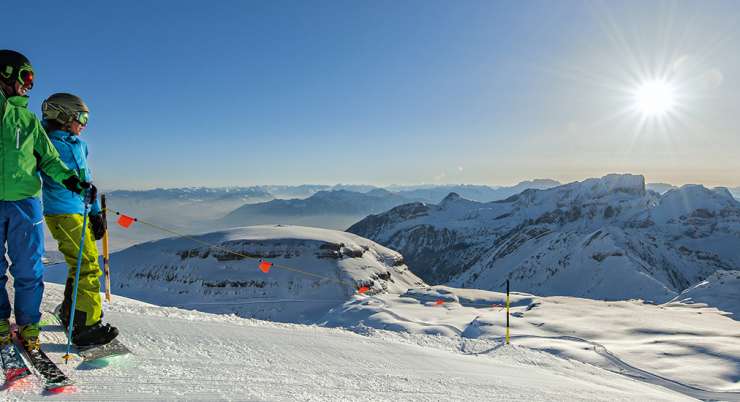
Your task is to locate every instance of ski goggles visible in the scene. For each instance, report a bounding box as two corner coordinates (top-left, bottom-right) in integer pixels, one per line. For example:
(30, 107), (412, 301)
(1, 63), (34, 89)
(18, 65), (34, 89)
(75, 111), (89, 126)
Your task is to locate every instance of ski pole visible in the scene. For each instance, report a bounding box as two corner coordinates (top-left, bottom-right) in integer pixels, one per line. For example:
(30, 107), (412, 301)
(63, 188), (93, 363)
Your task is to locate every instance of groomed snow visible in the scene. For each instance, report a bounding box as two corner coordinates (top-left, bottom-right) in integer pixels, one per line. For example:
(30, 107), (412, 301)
(322, 286), (740, 397)
(2, 283), (695, 401)
(38, 223), (740, 400)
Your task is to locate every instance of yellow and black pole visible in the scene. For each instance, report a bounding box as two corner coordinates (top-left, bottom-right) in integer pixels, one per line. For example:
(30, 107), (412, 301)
(101, 194), (112, 302)
(505, 279), (510, 344)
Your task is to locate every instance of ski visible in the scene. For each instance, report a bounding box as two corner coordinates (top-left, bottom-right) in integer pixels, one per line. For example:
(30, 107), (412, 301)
(77, 339), (131, 361)
(10, 326), (74, 393)
(45, 310), (131, 362)
(0, 340), (31, 385)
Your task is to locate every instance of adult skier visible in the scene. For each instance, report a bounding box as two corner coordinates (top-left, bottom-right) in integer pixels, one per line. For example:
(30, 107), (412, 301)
(0, 50), (90, 351)
(41, 93), (119, 347)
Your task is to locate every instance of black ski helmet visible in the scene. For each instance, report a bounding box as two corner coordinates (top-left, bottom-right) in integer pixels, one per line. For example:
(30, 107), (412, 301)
(0, 50), (33, 88)
(42, 93), (89, 125)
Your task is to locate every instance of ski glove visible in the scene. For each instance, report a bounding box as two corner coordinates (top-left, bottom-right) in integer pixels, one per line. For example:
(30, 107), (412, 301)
(89, 212), (107, 241)
(62, 176), (92, 195)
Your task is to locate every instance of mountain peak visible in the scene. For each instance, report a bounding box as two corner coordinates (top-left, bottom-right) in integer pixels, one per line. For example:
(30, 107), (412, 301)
(441, 192), (461, 203)
(514, 179), (561, 188)
(652, 183), (740, 223)
(588, 173), (646, 195)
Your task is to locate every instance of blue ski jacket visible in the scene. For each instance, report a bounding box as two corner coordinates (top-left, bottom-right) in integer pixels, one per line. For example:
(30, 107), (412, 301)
(41, 129), (101, 215)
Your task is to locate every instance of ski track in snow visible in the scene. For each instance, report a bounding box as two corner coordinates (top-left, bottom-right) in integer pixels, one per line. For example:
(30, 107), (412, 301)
(2, 284), (693, 402)
(362, 294), (740, 401)
(513, 335), (740, 402)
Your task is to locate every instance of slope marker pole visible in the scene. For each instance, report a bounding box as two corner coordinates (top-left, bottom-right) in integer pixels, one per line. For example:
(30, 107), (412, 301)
(101, 194), (111, 303)
(505, 279), (510, 345)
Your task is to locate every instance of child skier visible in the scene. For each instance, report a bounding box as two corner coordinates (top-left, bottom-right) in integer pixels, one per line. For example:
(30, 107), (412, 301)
(41, 93), (119, 347)
(0, 50), (90, 351)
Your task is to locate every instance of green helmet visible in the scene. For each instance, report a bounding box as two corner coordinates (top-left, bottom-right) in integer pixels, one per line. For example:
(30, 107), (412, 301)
(42, 93), (89, 125)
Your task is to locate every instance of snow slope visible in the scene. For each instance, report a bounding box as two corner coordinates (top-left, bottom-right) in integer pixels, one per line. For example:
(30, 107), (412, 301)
(669, 269), (740, 317)
(322, 286), (740, 395)
(348, 174), (740, 304)
(3, 283), (696, 401)
(42, 223), (740, 398)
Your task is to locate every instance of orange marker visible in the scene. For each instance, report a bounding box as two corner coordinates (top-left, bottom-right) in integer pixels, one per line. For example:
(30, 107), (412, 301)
(117, 214), (135, 228)
(258, 260), (272, 273)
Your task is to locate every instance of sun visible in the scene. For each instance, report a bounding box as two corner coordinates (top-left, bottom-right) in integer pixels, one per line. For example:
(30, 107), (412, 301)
(633, 80), (676, 117)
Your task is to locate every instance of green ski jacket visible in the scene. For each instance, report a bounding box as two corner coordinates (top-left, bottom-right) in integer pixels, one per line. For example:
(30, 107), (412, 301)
(1, 90), (76, 201)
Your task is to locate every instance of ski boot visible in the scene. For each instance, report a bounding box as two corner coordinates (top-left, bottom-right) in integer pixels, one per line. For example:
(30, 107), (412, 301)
(55, 303), (118, 347)
(0, 319), (10, 346)
(72, 321), (118, 347)
(19, 323), (41, 351)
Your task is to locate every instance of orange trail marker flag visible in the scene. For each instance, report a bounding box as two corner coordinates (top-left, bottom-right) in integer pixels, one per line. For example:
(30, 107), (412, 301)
(435, 299), (444, 305)
(117, 214), (135, 228)
(357, 286), (369, 294)
(258, 260), (273, 273)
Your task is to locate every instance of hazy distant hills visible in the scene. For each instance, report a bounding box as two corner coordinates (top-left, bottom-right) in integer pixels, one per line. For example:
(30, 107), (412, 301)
(220, 189), (421, 230)
(391, 179), (561, 203)
(97, 187), (273, 250)
(220, 180), (565, 230)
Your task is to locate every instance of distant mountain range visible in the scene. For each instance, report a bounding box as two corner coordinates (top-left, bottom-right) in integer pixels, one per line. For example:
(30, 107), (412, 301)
(220, 189), (421, 230)
(391, 180), (561, 203)
(220, 180), (565, 230)
(348, 174), (740, 303)
(99, 187), (275, 251)
(92, 180), (737, 253)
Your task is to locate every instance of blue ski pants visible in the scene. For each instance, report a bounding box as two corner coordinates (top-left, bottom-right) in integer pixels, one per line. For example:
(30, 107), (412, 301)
(0, 198), (45, 326)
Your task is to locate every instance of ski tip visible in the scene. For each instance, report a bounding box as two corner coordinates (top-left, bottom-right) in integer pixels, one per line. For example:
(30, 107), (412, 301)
(46, 384), (76, 394)
(5, 367), (31, 382)
(3, 372), (33, 390)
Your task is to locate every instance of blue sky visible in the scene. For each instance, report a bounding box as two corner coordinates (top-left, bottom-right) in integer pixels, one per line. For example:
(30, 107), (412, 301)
(8, 1), (740, 189)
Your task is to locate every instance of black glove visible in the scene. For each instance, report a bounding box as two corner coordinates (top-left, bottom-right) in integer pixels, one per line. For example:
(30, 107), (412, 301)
(61, 176), (97, 203)
(89, 212), (107, 241)
(62, 176), (90, 194)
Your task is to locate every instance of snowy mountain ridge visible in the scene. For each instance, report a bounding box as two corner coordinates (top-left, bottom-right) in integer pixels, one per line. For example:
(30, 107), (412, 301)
(347, 173), (740, 303)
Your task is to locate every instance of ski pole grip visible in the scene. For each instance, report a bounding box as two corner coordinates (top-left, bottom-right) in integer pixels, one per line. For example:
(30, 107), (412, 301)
(83, 184), (96, 205)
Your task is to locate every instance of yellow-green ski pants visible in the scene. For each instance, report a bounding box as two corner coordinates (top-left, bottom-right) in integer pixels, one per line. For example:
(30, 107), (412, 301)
(45, 214), (102, 326)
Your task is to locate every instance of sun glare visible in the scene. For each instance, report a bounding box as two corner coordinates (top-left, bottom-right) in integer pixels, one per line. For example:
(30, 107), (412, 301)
(634, 80), (676, 116)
